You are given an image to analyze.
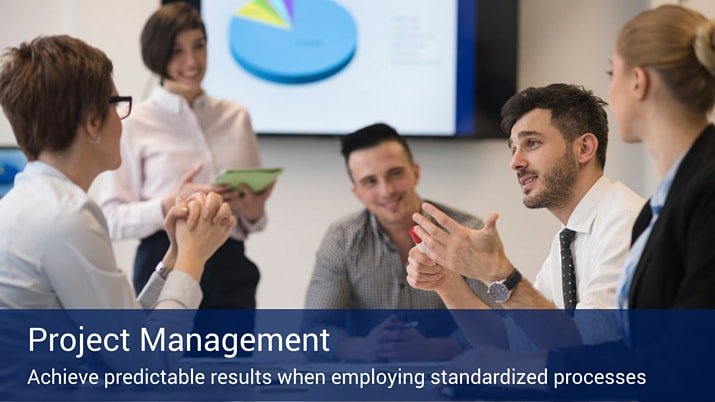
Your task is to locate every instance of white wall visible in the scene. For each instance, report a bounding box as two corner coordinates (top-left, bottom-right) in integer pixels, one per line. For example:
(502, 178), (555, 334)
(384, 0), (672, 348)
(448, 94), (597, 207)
(0, 0), (659, 308)
(0, 0), (159, 144)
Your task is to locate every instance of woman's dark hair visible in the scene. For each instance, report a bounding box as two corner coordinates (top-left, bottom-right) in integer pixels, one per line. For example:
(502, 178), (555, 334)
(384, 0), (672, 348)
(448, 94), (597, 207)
(141, 2), (206, 79)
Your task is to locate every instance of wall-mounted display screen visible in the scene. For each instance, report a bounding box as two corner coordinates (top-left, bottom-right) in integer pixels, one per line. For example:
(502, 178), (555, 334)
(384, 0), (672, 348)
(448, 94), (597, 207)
(192, 0), (517, 138)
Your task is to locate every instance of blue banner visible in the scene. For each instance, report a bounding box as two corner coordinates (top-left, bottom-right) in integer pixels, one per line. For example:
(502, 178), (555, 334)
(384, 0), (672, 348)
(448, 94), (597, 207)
(0, 309), (713, 401)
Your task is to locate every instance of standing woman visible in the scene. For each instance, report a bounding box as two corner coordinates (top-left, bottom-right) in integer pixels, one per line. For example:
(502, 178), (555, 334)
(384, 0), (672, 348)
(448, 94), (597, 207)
(608, 4), (715, 309)
(100, 3), (272, 309)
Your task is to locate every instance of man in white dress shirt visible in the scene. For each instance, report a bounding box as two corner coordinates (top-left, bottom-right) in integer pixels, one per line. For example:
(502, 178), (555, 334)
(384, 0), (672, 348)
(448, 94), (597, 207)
(406, 84), (644, 347)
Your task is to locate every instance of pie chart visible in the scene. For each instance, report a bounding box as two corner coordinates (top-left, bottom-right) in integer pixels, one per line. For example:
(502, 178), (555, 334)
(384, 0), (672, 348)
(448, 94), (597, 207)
(229, 0), (357, 84)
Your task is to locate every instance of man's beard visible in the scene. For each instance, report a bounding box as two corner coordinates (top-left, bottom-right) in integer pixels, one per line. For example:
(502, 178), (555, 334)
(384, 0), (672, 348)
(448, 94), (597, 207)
(521, 150), (577, 210)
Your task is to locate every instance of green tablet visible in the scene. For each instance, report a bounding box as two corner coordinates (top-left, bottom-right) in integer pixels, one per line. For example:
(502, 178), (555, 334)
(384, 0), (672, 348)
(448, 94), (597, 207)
(213, 168), (283, 194)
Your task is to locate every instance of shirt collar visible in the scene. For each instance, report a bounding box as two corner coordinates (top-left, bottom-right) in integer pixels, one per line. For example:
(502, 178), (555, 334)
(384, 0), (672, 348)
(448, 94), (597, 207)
(24, 160), (72, 183)
(369, 213), (394, 248)
(368, 196), (426, 249)
(565, 175), (612, 234)
(149, 86), (208, 114)
(651, 149), (687, 213)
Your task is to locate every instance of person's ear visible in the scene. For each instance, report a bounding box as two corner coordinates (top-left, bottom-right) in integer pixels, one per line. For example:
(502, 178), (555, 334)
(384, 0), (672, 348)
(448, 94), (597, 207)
(412, 162), (420, 183)
(348, 168), (362, 200)
(576, 133), (598, 165)
(84, 112), (103, 144)
(633, 66), (649, 101)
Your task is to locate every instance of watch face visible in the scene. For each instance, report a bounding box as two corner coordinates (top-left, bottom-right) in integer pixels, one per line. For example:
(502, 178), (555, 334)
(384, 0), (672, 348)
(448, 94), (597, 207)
(488, 282), (510, 302)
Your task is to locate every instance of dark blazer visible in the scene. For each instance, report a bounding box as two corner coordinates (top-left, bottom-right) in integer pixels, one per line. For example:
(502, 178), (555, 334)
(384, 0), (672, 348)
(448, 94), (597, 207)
(628, 124), (715, 309)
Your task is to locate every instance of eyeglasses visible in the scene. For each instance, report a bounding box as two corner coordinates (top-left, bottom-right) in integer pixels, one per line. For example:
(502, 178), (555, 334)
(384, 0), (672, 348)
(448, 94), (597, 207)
(109, 96), (132, 120)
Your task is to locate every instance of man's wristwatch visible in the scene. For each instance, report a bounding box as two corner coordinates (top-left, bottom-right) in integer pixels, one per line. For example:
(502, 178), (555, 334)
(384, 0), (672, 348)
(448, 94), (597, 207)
(487, 268), (522, 303)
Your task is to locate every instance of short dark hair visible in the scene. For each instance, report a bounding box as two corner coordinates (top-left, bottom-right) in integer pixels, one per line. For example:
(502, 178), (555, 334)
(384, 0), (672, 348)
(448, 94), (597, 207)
(500, 83), (609, 169)
(340, 123), (414, 165)
(141, 2), (206, 79)
(0, 35), (113, 161)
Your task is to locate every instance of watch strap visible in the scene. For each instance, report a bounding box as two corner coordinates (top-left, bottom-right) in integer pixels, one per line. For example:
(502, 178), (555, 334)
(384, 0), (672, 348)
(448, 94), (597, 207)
(503, 268), (522, 291)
